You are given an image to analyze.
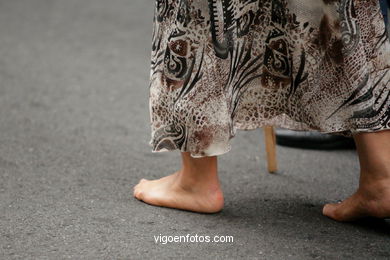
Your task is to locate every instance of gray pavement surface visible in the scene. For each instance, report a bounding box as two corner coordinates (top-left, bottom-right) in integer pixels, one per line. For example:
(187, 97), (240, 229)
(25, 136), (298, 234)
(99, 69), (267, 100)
(0, 0), (389, 259)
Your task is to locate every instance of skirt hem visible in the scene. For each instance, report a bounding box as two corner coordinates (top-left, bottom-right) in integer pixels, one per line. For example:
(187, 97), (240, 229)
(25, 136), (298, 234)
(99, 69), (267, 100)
(148, 123), (390, 158)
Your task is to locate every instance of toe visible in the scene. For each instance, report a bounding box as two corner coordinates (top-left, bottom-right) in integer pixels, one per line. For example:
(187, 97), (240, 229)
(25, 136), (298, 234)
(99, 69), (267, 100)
(322, 203), (338, 219)
(133, 184), (140, 193)
(134, 189), (144, 200)
(133, 184), (142, 198)
(323, 198), (366, 222)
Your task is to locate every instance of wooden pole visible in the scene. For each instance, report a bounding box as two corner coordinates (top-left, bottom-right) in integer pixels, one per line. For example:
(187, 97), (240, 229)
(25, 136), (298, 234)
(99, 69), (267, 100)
(263, 126), (277, 173)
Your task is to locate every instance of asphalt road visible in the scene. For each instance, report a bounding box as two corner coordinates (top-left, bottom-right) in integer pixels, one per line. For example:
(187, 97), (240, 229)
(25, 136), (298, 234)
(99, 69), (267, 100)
(0, 0), (389, 259)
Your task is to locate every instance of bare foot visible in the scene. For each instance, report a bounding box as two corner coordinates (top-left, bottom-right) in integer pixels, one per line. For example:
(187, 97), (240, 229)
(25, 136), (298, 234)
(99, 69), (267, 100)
(322, 182), (390, 221)
(133, 170), (224, 213)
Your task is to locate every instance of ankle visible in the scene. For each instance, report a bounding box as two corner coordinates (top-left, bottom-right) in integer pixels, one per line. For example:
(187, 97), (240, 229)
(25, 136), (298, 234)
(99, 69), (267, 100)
(175, 169), (221, 193)
(358, 180), (390, 199)
(359, 168), (390, 186)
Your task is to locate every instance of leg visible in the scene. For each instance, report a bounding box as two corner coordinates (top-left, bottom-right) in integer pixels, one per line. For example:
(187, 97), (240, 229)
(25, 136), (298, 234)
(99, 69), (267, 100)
(323, 130), (390, 221)
(133, 152), (224, 213)
(264, 126), (277, 173)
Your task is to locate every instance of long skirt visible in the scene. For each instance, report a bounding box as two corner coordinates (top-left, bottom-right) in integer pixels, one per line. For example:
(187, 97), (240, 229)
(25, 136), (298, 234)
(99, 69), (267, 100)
(148, 0), (390, 158)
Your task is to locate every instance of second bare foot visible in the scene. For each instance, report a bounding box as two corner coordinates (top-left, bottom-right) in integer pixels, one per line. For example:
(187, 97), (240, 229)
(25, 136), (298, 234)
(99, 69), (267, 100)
(322, 182), (390, 221)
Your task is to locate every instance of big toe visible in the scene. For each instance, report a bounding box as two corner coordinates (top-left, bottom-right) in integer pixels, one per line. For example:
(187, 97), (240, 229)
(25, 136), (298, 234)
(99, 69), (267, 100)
(133, 183), (145, 198)
(322, 203), (339, 219)
(322, 199), (366, 222)
(134, 187), (144, 200)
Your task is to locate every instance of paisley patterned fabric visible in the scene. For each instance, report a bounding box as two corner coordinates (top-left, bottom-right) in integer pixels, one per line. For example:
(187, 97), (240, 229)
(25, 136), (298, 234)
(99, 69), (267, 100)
(148, 0), (390, 158)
